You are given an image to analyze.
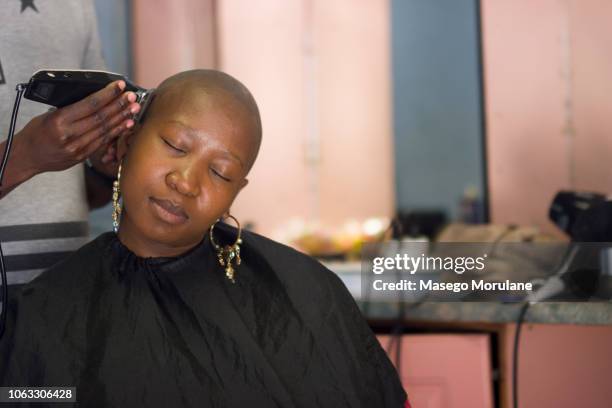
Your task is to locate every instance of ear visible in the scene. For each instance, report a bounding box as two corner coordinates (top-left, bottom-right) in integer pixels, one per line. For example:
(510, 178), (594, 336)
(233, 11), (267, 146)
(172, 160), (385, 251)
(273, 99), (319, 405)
(238, 178), (249, 191)
(222, 179), (249, 219)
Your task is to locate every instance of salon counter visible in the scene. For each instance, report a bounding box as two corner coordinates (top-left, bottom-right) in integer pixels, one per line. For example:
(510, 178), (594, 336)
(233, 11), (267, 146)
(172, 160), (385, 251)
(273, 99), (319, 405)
(324, 260), (612, 326)
(358, 301), (612, 326)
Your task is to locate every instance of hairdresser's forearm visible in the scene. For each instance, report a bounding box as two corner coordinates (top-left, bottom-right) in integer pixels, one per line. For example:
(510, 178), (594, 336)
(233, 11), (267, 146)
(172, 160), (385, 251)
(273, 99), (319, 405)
(84, 167), (113, 210)
(0, 137), (39, 200)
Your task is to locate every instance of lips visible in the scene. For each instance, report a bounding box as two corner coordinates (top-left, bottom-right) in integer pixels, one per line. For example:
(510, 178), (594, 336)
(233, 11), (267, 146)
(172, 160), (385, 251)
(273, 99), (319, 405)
(150, 197), (189, 224)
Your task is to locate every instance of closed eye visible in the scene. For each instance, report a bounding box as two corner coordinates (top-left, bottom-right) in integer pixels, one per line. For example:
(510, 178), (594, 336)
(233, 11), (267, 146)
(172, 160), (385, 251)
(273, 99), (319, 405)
(162, 137), (185, 153)
(211, 168), (231, 182)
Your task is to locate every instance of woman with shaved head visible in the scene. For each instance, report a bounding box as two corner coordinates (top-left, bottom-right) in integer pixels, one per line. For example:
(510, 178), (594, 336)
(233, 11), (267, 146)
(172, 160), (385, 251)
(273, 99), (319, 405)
(1, 70), (408, 408)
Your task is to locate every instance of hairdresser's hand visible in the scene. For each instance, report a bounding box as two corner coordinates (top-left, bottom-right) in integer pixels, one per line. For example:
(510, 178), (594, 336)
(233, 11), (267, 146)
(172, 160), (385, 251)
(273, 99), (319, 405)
(88, 116), (139, 178)
(15, 80), (140, 175)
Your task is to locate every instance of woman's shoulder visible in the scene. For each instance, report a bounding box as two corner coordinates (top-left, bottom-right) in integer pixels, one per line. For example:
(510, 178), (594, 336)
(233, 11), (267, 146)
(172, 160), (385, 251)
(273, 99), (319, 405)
(6, 233), (112, 339)
(241, 228), (334, 277)
(242, 228), (323, 268)
(238, 228), (351, 310)
(19, 232), (112, 298)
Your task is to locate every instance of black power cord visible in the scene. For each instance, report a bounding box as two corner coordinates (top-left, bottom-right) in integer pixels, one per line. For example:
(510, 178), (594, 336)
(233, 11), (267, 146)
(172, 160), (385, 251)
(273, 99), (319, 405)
(0, 83), (28, 339)
(512, 301), (530, 408)
(384, 218), (406, 371)
(383, 263), (407, 373)
(0, 243), (7, 339)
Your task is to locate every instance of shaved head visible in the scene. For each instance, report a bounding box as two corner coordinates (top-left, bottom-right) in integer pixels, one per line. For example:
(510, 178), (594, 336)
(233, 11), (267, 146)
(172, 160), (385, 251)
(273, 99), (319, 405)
(142, 69), (262, 172)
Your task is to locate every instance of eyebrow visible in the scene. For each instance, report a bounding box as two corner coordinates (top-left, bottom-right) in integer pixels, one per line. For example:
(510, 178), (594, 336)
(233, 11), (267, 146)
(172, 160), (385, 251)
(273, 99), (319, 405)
(168, 119), (245, 168)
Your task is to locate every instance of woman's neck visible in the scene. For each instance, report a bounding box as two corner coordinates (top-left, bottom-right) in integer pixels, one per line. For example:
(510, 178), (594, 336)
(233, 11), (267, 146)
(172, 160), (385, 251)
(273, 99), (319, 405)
(117, 220), (199, 258)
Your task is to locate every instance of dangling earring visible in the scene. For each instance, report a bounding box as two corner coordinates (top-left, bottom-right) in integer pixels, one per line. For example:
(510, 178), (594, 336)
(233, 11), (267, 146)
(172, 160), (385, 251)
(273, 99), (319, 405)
(112, 162), (123, 233)
(209, 214), (242, 283)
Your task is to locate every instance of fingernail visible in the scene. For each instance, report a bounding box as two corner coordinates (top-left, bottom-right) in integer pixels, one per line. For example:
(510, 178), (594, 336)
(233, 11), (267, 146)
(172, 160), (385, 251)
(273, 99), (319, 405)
(126, 120), (134, 128)
(117, 81), (126, 91)
(130, 105), (139, 114)
(127, 92), (136, 103)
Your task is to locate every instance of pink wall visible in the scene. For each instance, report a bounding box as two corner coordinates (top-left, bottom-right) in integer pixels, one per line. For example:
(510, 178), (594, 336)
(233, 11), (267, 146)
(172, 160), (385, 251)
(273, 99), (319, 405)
(481, 0), (571, 233)
(313, 1), (394, 230)
(217, 0), (394, 237)
(482, 0), (612, 234)
(570, 0), (612, 191)
(132, 0), (217, 88)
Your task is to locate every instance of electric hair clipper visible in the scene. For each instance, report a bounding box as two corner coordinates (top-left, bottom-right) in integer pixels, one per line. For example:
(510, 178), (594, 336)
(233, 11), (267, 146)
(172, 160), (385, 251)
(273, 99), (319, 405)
(23, 69), (155, 123)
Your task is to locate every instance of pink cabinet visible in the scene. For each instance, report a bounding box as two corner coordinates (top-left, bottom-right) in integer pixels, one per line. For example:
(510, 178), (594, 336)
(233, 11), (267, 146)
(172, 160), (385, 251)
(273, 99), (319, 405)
(378, 324), (612, 408)
(378, 334), (495, 408)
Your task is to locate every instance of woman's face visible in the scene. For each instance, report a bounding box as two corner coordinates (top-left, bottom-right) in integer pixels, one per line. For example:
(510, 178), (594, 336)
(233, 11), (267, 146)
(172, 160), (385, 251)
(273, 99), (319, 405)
(117, 89), (254, 257)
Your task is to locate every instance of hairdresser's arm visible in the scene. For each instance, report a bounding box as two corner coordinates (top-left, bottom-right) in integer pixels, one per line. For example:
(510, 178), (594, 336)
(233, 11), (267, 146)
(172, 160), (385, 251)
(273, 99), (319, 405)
(82, 142), (120, 209)
(83, 159), (114, 209)
(0, 80), (138, 201)
(83, 118), (139, 209)
(0, 137), (37, 200)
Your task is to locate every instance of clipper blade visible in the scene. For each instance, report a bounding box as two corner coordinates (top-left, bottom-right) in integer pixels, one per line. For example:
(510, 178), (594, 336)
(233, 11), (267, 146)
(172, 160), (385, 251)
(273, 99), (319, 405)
(134, 89), (155, 124)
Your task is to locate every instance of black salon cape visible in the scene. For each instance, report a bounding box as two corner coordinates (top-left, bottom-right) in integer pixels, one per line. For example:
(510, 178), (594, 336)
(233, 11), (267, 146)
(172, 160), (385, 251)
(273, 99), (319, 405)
(1, 224), (406, 407)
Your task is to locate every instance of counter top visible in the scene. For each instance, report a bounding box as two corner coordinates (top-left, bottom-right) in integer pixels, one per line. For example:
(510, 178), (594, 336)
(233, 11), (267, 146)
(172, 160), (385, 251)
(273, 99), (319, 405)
(326, 262), (612, 325)
(357, 301), (612, 326)
(322, 261), (612, 325)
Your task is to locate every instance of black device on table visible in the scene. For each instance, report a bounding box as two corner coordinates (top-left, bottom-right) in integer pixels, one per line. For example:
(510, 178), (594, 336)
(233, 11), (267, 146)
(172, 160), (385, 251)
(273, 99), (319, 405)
(0, 70), (154, 339)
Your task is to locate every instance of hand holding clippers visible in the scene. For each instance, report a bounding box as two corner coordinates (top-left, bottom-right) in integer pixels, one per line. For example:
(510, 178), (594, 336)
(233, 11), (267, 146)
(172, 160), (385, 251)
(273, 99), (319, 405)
(0, 69), (153, 339)
(24, 69), (154, 122)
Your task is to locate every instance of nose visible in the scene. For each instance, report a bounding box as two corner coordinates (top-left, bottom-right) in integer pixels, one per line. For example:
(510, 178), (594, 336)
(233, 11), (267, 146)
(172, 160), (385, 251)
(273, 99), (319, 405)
(166, 168), (200, 197)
